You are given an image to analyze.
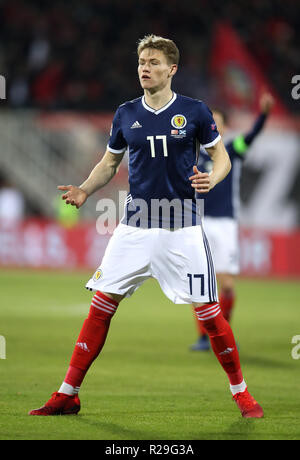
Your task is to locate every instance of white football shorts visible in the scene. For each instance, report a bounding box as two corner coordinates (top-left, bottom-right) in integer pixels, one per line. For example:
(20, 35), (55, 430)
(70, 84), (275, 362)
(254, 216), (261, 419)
(202, 217), (240, 275)
(86, 223), (218, 304)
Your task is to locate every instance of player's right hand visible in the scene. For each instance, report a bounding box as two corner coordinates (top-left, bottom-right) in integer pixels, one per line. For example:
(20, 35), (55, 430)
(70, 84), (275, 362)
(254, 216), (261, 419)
(57, 185), (88, 208)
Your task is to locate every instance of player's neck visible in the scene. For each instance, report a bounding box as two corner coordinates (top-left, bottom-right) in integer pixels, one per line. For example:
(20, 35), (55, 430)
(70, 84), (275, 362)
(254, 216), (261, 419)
(143, 87), (174, 111)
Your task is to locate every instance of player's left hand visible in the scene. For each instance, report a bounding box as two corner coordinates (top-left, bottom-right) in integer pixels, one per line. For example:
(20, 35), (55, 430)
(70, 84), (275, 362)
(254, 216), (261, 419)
(189, 166), (212, 193)
(260, 93), (275, 114)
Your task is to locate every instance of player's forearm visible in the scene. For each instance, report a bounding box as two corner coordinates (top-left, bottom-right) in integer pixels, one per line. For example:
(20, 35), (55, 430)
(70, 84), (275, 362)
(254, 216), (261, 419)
(244, 113), (267, 146)
(210, 158), (231, 189)
(79, 164), (114, 197)
(207, 141), (231, 189)
(80, 152), (123, 197)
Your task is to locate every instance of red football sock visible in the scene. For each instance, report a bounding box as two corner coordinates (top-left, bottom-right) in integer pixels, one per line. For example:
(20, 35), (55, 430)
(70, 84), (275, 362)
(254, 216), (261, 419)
(193, 308), (207, 337)
(63, 291), (119, 390)
(195, 303), (243, 385)
(220, 289), (235, 323)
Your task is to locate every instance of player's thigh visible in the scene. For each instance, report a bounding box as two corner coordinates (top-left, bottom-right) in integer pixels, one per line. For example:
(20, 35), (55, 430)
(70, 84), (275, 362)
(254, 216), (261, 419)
(86, 224), (153, 295)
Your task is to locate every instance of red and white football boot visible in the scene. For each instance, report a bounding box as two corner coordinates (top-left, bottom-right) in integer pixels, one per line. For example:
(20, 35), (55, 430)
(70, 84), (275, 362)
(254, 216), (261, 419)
(28, 392), (80, 416)
(233, 387), (264, 418)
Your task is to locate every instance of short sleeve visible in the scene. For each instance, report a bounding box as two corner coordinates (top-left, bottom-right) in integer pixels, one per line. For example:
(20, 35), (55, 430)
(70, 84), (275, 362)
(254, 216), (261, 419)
(107, 107), (128, 154)
(197, 102), (221, 148)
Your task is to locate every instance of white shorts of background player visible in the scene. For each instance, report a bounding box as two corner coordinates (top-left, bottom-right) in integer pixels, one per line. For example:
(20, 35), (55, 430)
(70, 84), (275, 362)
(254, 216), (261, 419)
(202, 217), (240, 275)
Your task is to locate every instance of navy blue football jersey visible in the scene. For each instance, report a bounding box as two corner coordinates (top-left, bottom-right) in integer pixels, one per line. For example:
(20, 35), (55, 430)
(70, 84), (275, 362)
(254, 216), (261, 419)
(197, 113), (267, 219)
(108, 93), (220, 228)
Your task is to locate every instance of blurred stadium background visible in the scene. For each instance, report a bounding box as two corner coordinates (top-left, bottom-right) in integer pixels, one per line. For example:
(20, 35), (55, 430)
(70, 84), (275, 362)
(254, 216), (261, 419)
(0, 0), (299, 277)
(0, 0), (300, 441)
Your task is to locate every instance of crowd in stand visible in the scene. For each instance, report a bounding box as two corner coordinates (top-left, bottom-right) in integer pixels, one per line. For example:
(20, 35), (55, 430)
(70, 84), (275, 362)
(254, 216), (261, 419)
(0, 0), (299, 112)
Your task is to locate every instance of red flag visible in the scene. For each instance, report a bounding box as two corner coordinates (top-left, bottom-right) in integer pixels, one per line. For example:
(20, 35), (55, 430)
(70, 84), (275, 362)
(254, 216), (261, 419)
(210, 22), (289, 116)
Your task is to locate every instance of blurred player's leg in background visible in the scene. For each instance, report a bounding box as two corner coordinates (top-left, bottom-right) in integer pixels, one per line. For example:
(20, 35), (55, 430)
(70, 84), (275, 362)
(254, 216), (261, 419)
(218, 273), (236, 322)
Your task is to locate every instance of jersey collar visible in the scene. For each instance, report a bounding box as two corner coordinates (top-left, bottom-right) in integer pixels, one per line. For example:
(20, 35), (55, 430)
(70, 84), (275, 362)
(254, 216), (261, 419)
(142, 92), (177, 115)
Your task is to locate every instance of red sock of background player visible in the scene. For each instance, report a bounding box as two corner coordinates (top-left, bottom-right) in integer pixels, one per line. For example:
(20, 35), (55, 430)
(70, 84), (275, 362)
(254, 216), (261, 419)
(220, 289), (235, 323)
(194, 303), (246, 394)
(58, 291), (119, 395)
(193, 308), (208, 337)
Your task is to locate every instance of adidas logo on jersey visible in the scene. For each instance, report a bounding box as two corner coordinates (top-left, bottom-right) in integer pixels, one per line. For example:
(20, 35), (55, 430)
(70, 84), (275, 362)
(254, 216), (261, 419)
(76, 342), (90, 352)
(130, 120), (142, 129)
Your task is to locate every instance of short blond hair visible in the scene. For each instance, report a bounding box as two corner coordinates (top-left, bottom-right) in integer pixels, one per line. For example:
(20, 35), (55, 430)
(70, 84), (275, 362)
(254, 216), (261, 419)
(137, 34), (180, 65)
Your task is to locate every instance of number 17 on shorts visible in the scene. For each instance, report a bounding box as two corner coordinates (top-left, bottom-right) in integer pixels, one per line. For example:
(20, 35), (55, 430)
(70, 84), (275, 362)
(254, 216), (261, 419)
(187, 273), (205, 296)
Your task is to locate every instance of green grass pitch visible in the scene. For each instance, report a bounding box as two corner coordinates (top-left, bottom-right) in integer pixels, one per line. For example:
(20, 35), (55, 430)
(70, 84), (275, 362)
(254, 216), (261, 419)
(0, 268), (299, 440)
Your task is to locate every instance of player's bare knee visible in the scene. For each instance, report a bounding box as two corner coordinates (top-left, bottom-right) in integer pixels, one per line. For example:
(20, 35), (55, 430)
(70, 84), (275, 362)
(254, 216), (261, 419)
(102, 292), (125, 303)
(218, 274), (235, 294)
(192, 302), (205, 309)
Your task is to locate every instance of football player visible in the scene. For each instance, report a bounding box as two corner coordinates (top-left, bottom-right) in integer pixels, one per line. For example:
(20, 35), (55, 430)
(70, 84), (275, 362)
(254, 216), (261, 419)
(29, 35), (263, 419)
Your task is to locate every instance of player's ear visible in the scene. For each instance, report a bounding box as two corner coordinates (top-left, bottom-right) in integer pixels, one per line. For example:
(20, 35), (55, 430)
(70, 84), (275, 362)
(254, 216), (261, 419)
(169, 64), (178, 78)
